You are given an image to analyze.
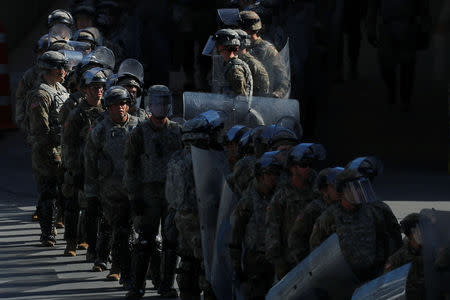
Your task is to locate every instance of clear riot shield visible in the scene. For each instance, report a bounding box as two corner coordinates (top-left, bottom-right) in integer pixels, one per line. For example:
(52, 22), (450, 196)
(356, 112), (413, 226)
(80, 46), (115, 70)
(183, 92), (300, 130)
(278, 39), (291, 99)
(48, 24), (72, 44)
(419, 209), (450, 300)
(212, 55), (226, 93)
(191, 146), (229, 282)
(265, 234), (360, 300)
(202, 36), (216, 57)
(58, 50), (84, 70)
(351, 263), (412, 300)
(67, 41), (92, 54)
(118, 58), (144, 84)
(210, 181), (242, 300)
(217, 8), (240, 28)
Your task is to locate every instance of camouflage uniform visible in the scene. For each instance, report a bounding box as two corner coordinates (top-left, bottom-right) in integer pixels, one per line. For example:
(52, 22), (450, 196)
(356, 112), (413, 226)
(239, 52), (269, 97)
(84, 113), (140, 282)
(129, 106), (148, 120)
(248, 38), (290, 98)
(288, 198), (329, 264)
(310, 204), (390, 281)
(28, 79), (69, 243)
(226, 155), (257, 199)
(230, 182), (275, 300)
(384, 241), (424, 300)
(265, 171), (317, 278)
(62, 99), (105, 255)
(223, 57), (253, 97)
(124, 118), (182, 295)
(15, 65), (40, 135)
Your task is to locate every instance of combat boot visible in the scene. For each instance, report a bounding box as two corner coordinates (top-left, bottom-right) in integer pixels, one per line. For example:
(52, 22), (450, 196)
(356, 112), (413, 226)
(158, 249), (179, 298)
(147, 246), (161, 289)
(127, 240), (152, 298)
(64, 239), (77, 256)
(38, 199), (56, 247)
(32, 209), (39, 222)
(106, 262), (120, 281)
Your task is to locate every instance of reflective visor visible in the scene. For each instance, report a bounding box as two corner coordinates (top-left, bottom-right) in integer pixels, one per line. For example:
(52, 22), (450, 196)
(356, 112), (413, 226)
(148, 95), (172, 118)
(343, 178), (377, 204)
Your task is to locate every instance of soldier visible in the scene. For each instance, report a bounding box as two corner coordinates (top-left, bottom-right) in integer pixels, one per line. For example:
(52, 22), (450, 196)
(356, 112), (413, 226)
(384, 213), (425, 299)
(47, 9), (74, 29)
(125, 85), (182, 299)
(310, 163), (401, 282)
(234, 29), (270, 97)
(239, 10), (290, 98)
(62, 67), (108, 260)
(27, 51), (70, 246)
(223, 125), (250, 169)
(73, 27), (103, 53)
(265, 143), (325, 279)
(367, 0), (429, 111)
(116, 59), (148, 120)
(288, 167), (344, 265)
(71, 1), (96, 30)
(212, 28), (253, 97)
(84, 86), (140, 284)
(170, 114), (220, 300)
(230, 151), (282, 300)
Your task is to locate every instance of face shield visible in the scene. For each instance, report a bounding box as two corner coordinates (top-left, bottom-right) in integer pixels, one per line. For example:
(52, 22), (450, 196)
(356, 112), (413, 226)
(342, 177), (377, 205)
(146, 93), (173, 119)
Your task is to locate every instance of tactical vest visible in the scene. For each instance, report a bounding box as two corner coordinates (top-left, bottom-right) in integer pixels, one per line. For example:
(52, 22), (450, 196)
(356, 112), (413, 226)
(244, 189), (271, 252)
(334, 206), (377, 278)
(223, 57), (253, 97)
(139, 120), (182, 183)
(39, 82), (70, 139)
(99, 115), (140, 180)
(240, 52), (269, 96)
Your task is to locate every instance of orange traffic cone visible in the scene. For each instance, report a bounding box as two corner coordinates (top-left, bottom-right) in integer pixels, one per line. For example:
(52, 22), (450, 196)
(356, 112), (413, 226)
(0, 20), (16, 129)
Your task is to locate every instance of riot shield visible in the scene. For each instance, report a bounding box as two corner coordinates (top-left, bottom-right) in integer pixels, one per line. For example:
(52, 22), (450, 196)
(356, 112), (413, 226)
(265, 234), (360, 300)
(419, 209), (450, 300)
(80, 46), (115, 70)
(58, 50), (84, 70)
(48, 24), (72, 44)
(217, 8), (240, 28)
(278, 39), (291, 99)
(67, 41), (92, 54)
(351, 263), (412, 300)
(210, 181), (244, 300)
(191, 146), (229, 282)
(202, 36), (216, 57)
(118, 58), (144, 84)
(83, 67), (112, 85)
(183, 92), (300, 130)
(212, 55), (226, 93)
(275, 116), (304, 140)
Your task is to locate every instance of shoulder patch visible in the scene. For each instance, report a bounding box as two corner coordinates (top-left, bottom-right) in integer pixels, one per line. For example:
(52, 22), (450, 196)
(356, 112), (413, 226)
(30, 102), (40, 109)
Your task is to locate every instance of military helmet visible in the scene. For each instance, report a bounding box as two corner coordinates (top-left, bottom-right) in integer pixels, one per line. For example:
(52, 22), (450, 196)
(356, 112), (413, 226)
(238, 125), (265, 156)
(181, 117), (210, 143)
(146, 85), (173, 118)
(103, 85), (131, 107)
(288, 143), (326, 166)
(315, 167), (345, 191)
(225, 125), (250, 145)
(80, 67), (109, 88)
(48, 40), (75, 51)
(213, 29), (241, 48)
(276, 116), (304, 141)
(234, 29), (251, 49)
(48, 9), (74, 28)
(239, 10), (262, 31)
(400, 213), (420, 237)
(73, 27), (102, 48)
(38, 51), (68, 70)
(255, 150), (283, 176)
(270, 126), (299, 149)
(35, 34), (49, 54)
(71, 1), (95, 16)
(346, 156), (383, 182)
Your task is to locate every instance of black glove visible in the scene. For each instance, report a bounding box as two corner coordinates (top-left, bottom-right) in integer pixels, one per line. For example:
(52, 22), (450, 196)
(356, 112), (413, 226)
(130, 197), (145, 216)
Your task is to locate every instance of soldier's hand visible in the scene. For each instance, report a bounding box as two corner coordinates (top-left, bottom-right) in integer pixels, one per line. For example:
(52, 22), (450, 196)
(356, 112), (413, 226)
(272, 91), (283, 98)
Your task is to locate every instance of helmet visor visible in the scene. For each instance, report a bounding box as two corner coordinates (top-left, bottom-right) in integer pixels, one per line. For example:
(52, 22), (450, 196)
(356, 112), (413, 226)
(343, 178), (377, 205)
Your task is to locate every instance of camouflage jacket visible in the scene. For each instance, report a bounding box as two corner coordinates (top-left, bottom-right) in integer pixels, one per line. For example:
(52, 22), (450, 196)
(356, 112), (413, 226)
(130, 106), (149, 121)
(84, 113), (140, 199)
(288, 198), (329, 264)
(167, 148), (202, 260)
(248, 37), (290, 98)
(240, 52), (269, 97)
(230, 182), (273, 266)
(226, 155), (257, 199)
(124, 118), (182, 194)
(310, 204), (383, 280)
(59, 91), (84, 126)
(62, 99), (105, 179)
(265, 171), (318, 265)
(28, 80), (69, 171)
(16, 65), (40, 132)
(385, 241), (424, 300)
(223, 57), (253, 97)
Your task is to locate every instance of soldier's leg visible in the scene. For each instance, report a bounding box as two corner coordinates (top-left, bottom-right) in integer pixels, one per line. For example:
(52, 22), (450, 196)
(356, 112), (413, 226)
(147, 235), (162, 289)
(399, 59), (416, 110)
(84, 193), (100, 262)
(93, 212), (112, 272)
(55, 179), (65, 229)
(158, 189), (179, 298)
(36, 175), (57, 246)
(199, 262), (216, 300)
(63, 187), (79, 256)
(177, 257), (201, 300)
(242, 252), (275, 300)
(109, 206), (132, 285)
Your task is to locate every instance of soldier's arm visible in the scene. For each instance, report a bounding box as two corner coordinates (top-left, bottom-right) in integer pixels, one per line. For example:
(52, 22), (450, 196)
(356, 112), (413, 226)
(175, 210), (203, 260)
(309, 210), (335, 251)
(230, 195), (252, 267)
(124, 125), (143, 195)
(227, 64), (247, 96)
(265, 191), (285, 264)
(84, 126), (102, 198)
(257, 63), (270, 96)
(62, 110), (84, 175)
